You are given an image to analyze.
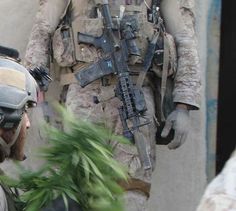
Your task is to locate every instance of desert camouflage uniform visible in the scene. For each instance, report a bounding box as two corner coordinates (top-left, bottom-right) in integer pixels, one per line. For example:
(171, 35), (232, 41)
(196, 149), (236, 211)
(24, 0), (200, 210)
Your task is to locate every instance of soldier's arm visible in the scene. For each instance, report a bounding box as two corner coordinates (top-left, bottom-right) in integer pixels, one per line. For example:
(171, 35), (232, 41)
(160, 0), (201, 110)
(24, 0), (69, 69)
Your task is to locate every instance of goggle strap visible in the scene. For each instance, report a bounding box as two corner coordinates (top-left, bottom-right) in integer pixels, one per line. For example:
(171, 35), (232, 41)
(0, 121), (22, 156)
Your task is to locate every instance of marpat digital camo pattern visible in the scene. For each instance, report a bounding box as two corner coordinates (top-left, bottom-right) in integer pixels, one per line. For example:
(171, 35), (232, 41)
(173, 0), (201, 109)
(197, 149), (236, 211)
(24, 0), (201, 210)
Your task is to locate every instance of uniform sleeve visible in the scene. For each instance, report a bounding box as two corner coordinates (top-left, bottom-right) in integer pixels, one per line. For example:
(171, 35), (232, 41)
(196, 149), (236, 210)
(160, 0), (201, 109)
(24, 0), (69, 69)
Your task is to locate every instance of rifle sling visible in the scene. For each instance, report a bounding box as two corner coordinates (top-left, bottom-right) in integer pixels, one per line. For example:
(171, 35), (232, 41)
(118, 178), (151, 198)
(160, 33), (170, 121)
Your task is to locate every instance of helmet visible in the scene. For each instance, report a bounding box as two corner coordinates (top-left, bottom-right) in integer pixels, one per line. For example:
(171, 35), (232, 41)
(0, 57), (38, 129)
(0, 45), (19, 60)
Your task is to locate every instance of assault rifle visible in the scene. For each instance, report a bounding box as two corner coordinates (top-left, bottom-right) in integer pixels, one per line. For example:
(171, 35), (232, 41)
(75, 0), (152, 170)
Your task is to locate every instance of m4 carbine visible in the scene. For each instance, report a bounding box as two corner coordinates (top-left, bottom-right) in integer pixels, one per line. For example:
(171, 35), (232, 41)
(75, 0), (152, 171)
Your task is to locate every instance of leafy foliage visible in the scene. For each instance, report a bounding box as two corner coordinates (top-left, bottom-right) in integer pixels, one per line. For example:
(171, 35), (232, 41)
(0, 107), (128, 211)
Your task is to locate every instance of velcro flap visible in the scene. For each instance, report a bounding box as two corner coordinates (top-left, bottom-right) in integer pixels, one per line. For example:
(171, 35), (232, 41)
(0, 68), (25, 90)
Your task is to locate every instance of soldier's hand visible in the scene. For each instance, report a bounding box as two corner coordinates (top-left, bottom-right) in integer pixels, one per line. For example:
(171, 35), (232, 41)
(161, 107), (190, 149)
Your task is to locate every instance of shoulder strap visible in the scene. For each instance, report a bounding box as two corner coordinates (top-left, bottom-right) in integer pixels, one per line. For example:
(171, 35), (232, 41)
(156, 0), (161, 7)
(160, 33), (170, 121)
(59, 0), (72, 23)
(150, 0), (161, 8)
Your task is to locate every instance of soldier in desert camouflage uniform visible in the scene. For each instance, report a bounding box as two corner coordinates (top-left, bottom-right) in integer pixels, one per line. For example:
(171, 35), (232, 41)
(24, 0), (201, 210)
(0, 55), (38, 211)
(196, 148), (236, 211)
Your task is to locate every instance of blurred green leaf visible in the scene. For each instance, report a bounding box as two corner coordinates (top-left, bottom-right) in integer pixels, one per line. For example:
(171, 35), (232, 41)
(0, 106), (128, 211)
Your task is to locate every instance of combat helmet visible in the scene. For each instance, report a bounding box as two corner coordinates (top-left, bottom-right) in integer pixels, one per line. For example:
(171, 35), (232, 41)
(0, 56), (38, 130)
(0, 56), (38, 159)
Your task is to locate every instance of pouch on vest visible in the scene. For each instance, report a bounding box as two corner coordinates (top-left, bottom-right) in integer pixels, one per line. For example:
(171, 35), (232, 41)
(52, 0), (76, 67)
(52, 24), (76, 67)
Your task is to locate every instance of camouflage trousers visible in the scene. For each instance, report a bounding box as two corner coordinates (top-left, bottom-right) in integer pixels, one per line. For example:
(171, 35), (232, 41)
(65, 82), (157, 211)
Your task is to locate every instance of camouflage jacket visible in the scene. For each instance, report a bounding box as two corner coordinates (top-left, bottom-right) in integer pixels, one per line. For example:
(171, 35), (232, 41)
(196, 149), (236, 211)
(24, 0), (201, 109)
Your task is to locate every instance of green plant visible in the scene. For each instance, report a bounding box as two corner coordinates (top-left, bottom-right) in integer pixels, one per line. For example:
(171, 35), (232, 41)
(0, 107), (128, 211)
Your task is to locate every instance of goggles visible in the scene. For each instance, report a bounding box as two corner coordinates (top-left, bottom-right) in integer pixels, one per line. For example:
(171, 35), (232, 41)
(0, 107), (25, 130)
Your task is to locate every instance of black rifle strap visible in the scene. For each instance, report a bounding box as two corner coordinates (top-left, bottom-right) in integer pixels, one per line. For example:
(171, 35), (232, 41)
(155, 0), (161, 7)
(148, 0), (161, 8)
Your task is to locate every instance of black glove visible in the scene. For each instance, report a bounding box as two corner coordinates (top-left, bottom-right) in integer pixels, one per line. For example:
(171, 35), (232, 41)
(29, 66), (52, 91)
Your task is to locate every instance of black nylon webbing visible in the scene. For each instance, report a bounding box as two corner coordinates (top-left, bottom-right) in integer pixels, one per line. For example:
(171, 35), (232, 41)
(154, 0), (161, 7)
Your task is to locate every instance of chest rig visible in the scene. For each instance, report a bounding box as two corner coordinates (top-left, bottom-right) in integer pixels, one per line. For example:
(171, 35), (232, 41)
(71, 0), (156, 64)
(52, 0), (176, 121)
(53, 0), (177, 81)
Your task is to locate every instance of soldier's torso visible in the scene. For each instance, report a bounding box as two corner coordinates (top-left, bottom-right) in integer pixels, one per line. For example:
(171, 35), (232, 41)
(70, 0), (154, 63)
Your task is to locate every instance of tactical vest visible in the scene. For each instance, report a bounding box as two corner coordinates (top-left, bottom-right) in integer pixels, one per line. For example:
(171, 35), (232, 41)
(52, 0), (176, 125)
(52, 0), (176, 76)
(71, 0), (154, 63)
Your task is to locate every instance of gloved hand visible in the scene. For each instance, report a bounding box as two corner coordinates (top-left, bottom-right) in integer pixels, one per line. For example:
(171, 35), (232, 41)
(161, 107), (190, 149)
